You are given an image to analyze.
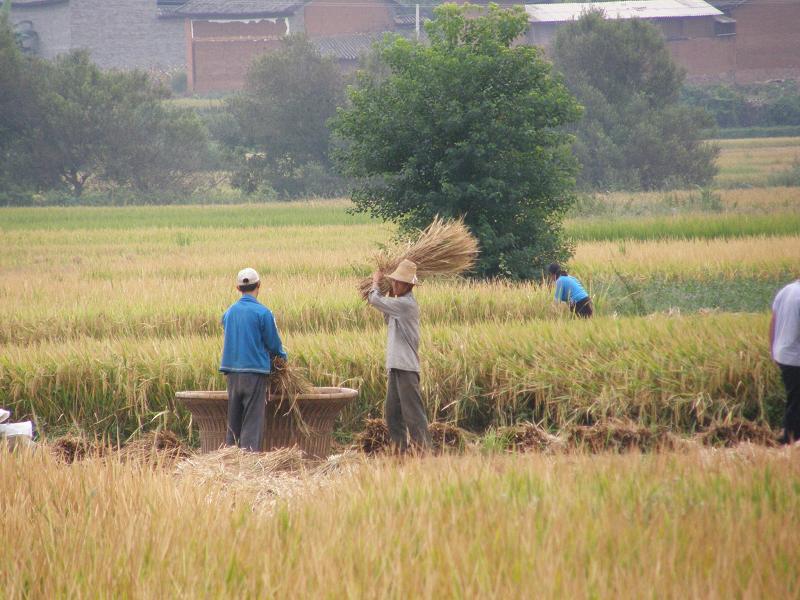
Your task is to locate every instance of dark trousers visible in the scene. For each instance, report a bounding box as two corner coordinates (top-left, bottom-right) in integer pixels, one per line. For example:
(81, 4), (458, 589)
(570, 297), (593, 318)
(779, 364), (800, 443)
(386, 369), (431, 451)
(225, 372), (268, 451)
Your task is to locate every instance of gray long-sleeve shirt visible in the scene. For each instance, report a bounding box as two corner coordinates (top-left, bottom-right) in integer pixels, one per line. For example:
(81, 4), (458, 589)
(367, 286), (420, 372)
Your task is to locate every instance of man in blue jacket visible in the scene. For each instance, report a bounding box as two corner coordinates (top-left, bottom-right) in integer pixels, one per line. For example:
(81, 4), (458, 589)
(220, 267), (287, 451)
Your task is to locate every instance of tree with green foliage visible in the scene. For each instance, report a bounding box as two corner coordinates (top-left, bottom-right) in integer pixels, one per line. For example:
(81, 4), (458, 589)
(100, 72), (210, 195)
(30, 52), (210, 196)
(332, 4), (582, 279)
(551, 12), (718, 190)
(0, 10), (39, 204)
(0, 19), (210, 201)
(228, 36), (346, 198)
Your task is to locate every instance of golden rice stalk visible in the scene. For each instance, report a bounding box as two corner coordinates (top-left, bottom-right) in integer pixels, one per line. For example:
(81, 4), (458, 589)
(269, 357), (313, 436)
(358, 216), (479, 300)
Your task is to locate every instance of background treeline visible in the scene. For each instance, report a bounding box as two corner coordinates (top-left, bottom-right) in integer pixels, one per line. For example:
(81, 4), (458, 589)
(683, 81), (800, 131)
(4, 10), (800, 207)
(0, 17), (214, 206)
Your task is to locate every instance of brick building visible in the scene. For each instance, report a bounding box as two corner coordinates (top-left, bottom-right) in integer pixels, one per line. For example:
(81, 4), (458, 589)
(9, 0), (185, 69)
(711, 0), (800, 83)
(526, 0), (800, 84)
(9, 0), (800, 87)
(175, 0), (418, 92)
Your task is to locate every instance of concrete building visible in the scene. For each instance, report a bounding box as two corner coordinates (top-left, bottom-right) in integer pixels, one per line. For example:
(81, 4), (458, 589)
(9, 0), (185, 70)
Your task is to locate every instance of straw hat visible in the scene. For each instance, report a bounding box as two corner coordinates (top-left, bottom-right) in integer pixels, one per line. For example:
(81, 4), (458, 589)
(387, 259), (418, 285)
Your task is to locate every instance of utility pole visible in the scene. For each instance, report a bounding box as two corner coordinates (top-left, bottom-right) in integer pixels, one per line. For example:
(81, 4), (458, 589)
(415, 3), (420, 40)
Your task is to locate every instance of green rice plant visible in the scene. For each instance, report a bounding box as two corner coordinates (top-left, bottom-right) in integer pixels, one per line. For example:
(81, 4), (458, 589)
(569, 186), (800, 217)
(0, 199), (373, 231)
(566, 213), (800, 241)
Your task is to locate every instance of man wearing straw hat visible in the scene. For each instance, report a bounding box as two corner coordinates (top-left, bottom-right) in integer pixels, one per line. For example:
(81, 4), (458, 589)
(220, 267), (287, 452)
(368, 259), (431, 452)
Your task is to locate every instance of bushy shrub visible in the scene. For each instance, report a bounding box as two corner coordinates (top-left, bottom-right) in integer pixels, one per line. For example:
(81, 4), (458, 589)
(0, 17), (211, 199)
(683, 81), (800, 129)
(552, 12), (718, 191)
(227, 36), (346, 198)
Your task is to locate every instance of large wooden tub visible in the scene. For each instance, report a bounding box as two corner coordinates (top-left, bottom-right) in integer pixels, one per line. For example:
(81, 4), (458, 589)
(176, 387), (358, 458)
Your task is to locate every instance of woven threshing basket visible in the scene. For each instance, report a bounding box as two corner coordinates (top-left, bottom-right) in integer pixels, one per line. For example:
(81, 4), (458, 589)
(176, 387), (358, 458)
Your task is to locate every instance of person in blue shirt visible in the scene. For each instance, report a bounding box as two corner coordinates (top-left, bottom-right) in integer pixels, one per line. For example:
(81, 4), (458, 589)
(220, 267), (287, 451)
(548, 262), (593, 318)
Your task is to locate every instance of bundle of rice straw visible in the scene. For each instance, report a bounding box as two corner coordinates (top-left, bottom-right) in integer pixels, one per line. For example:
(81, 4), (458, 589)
(358, 216), (479, 300)
(567, 419), (673, 454)
(50, 434), (107, 464)
(428, 422), (468, 453)
(499, 423), (565, 454)
(700, 418), (778, 448)
(269, 356), (313, 435)
(354, 418), (391, 455)
(269, 357), (313, 399)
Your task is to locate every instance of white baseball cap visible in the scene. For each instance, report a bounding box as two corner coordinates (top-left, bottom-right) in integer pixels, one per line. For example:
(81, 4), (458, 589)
(237, 267), (260, 287)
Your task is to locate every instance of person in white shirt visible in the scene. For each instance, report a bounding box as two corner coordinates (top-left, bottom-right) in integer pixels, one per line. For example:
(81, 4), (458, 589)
(770, 278), (800, 444)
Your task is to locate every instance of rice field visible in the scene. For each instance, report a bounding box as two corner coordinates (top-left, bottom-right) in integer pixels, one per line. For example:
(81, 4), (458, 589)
(714, 136), (800, 188)
(2, 136), (800, 598)
(2, 446), (798, 598)
(0, 186), (798, 438)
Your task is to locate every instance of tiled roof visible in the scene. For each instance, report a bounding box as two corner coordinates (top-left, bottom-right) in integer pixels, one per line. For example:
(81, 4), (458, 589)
(172, 0), (304, 18)
(707, 0), (748, 9)
(394, 13), (431, 26)
(10, 0), (68, 6)
(312, 33), (386, 61)
(526, 0), (723, 22)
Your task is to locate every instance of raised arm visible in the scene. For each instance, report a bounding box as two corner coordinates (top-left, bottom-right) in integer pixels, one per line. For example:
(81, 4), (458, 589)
(367, 271), (407, 318)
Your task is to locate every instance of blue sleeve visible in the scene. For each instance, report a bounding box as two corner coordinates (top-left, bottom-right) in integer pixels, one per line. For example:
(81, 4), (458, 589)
(554, 279), (564, 302)
(261, 310), (287, 359)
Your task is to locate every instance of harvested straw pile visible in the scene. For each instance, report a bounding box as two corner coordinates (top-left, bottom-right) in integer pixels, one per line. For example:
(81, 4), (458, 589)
(50, 434), (106, 464)
(355, 418), (391, 455)
(175, 446), (360, 508)
(118, 430), (190, 467)
(568, 420), (674, 453)
(500, 423), (565, 454)
(358, 216), (479, 299)
(355, 419), (467, 454)
(429, 422), (467, 453)
(700, 418), (778, 448)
